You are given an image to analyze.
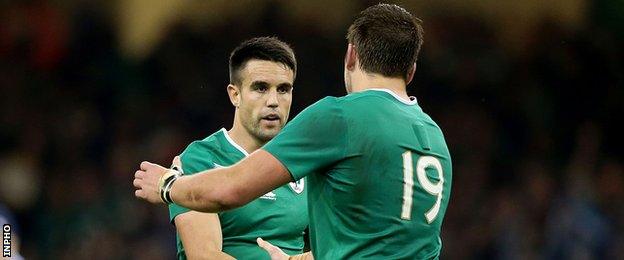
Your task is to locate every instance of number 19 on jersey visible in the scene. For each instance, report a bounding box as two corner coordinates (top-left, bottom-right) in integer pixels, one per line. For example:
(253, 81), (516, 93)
(401, 151), (444, 223)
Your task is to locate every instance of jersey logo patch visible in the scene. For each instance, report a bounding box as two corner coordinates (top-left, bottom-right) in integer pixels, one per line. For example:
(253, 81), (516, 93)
(289, 179), (305, 194)
(260, 191), (277, 200)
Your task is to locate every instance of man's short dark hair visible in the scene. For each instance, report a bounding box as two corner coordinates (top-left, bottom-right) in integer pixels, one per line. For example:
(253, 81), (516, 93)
(347, 4), (424, 81)
(229, 37), (297, 85)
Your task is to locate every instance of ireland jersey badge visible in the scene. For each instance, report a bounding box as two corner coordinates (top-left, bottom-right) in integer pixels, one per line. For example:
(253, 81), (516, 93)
(289, 179), (305, 194)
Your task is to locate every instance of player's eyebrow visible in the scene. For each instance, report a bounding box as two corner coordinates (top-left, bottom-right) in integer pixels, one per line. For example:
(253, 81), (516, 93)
(250, 81), (270, 89)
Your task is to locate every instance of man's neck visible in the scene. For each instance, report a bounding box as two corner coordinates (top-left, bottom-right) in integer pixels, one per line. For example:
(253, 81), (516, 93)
(226, 123), (265, 154)
(351, 72), (409, 100)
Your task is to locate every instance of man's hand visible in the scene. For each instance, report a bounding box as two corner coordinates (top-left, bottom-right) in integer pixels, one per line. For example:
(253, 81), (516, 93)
(257, 238), (290, 260)
(133, 160), (169, 204)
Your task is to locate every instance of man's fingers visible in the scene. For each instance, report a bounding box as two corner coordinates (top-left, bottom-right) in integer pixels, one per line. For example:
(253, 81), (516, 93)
(135, 189), (145, 199)
(134, 170), (144, 179)
(257, 237), (289, 260)
(140, 161), (153, 171)
(257, 237), (277, 252)
(133, 178), (142, 188)
(257, 237), (270, 250)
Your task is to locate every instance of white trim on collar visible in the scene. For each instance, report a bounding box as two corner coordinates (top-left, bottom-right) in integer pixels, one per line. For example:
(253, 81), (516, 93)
(365, 88), (418, 105)
(220, 128), (250, 156)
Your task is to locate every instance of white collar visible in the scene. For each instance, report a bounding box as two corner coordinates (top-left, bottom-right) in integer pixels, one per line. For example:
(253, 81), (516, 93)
(365, 88), (418, 105)
(220, 128), (250, 156)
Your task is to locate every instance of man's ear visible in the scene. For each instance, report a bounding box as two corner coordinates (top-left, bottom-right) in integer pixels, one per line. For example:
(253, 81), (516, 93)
(227, 84), (240, 107)
(406, 63), (417, 85)
(345, 43), (357, 71)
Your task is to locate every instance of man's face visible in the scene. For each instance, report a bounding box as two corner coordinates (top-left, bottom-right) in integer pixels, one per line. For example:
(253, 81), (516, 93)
(236, 60), (294, 142)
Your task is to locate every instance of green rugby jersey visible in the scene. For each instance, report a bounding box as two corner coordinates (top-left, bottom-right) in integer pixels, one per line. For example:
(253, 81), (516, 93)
(169, 128), (308, 260)
(263, 89), (452, 259)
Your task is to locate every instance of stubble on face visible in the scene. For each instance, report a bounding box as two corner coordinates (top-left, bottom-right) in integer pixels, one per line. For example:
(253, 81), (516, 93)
(238, 60), (294, 143)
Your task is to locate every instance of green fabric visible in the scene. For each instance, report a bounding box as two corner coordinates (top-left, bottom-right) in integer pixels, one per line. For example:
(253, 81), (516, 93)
(264, 89), (452, 259)
(169, 129), (308, 259)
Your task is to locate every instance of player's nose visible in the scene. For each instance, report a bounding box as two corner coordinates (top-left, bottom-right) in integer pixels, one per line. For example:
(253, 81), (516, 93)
(266, 89), (279, 108)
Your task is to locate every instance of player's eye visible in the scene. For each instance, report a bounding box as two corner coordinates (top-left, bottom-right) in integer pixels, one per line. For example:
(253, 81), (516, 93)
(277, 84), (292, 94)
(251, 83), (269, 93)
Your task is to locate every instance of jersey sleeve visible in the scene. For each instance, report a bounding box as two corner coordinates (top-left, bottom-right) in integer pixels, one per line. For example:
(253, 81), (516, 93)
(168, 143), (216, 224)
(263, 97), (348, 181)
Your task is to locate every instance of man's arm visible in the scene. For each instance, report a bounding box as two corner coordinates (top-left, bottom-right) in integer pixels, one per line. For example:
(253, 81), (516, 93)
(134, 149), (292, 212)
(135, 97), (344, 210)
(175, 211), (235, 260)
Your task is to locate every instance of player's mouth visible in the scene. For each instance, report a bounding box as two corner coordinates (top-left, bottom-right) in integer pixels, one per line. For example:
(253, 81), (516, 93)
(261, 114), (281, 123)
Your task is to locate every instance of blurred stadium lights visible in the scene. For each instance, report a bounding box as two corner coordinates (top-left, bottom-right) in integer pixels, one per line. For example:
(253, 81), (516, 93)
(116, 0), (587, 60)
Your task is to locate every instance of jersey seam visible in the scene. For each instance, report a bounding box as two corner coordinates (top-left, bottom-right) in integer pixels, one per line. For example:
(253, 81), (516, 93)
(338, 98), (349, 159)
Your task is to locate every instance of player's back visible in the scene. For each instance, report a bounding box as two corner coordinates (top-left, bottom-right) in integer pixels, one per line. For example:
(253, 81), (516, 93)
(264, 88), (452, 259)
(310, 89), (452, 259)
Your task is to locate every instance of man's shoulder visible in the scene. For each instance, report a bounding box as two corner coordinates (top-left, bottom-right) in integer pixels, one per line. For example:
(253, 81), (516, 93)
(311, 96), (343, 108)
(330, 91), (396, 113)
(183, 131), (223, 155)
(292, 96), (344, 121)
(314, 93), (373, 105)
(180, 129), (229, 172)
(304, 94), (378, 112)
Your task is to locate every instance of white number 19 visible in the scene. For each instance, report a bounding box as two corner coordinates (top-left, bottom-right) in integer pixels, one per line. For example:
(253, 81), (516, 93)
(401, 151), (444, 223)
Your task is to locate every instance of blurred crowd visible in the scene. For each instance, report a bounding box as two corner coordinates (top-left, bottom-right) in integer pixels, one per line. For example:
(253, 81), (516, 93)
(0, 1), (622, 259)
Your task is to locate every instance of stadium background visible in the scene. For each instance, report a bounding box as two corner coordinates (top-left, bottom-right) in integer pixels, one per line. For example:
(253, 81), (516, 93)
(1, 0), (623, 259)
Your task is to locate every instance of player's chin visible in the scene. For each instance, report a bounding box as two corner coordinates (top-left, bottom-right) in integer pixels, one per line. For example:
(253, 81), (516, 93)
(258, 124), (281, 138)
